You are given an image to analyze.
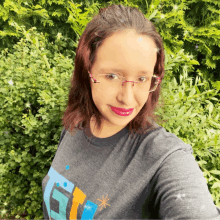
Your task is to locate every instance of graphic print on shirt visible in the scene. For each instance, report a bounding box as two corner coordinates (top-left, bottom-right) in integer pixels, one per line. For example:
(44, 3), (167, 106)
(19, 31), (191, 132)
(43, 166), (110, 220)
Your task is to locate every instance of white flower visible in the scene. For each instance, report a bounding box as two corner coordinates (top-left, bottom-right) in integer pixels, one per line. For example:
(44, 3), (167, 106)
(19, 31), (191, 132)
(189, 54), (194, 59)
(151, 4), (155, 8)
(173, 5), (178, 10)
(8, 80), (13, 85)
(10, 21), (16, 27)
(210, 129), (215, 133)
(1, 209), (7, 215)
(161, 14), (165, 19)
(57, 33), (62, 40)
(184, 30), (188, 36)
(25, 102), (31, 108)
(4, 202), (7, 206)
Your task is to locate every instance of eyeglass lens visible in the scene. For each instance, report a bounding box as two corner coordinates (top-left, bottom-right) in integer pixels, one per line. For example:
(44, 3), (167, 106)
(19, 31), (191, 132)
(93, 74), (158, 93)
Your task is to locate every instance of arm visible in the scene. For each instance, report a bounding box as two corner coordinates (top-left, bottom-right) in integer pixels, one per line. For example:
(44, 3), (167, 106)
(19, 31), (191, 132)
(152, 148), (220, 219)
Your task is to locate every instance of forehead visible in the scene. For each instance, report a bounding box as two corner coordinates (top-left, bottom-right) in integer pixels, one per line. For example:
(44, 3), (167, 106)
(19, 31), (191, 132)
(93, 30), (157, 74)
(98, 67), (153, 76)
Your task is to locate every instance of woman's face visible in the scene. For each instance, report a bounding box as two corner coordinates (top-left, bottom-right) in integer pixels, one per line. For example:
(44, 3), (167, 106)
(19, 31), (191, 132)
(89, 29), (158, 138)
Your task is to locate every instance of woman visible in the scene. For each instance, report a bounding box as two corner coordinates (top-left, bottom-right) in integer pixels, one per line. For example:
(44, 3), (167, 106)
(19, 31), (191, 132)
(42, 4), (220, 219)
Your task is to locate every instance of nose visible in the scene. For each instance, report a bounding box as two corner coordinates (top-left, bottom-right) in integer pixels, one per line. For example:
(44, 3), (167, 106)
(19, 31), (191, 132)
(117, 81), (136, 104)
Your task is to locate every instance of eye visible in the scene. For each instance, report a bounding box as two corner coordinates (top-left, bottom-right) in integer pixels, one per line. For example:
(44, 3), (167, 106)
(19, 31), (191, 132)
(106, 73), (119, 80)
(138, 77), (148, 82)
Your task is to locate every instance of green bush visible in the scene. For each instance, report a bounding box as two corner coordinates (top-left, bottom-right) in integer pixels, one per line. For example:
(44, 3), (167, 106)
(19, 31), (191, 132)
(1, 0), (220, 87)
(0, 0), (101, 59)
(0, 25), (74, 220)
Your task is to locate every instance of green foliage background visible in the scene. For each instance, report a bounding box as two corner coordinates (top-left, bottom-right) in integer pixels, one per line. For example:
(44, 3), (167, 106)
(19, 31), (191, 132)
(0, 0), (220, 219)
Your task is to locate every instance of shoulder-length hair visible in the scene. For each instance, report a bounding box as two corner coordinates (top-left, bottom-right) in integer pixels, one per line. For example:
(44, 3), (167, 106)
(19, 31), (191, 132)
(61, 4), (167, 139)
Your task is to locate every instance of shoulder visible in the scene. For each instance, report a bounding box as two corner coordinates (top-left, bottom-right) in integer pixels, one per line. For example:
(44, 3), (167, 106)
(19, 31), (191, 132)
(140, 123), (193, 162)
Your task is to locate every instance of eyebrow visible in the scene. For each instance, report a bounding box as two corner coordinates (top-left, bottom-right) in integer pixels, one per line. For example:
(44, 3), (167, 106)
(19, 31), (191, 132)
(99, 68), (152, 75)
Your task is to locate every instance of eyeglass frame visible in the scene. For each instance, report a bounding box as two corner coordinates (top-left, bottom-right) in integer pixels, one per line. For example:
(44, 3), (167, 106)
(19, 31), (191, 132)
(88, 71), (162, 93)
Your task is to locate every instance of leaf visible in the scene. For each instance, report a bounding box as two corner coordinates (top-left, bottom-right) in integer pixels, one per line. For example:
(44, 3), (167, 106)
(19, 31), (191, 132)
(43, 54), (50, 69)
(206, 57), (216, 69)
(177, 106), (185, 117)
(209, 170), (220, 175)
(190, 113), (198, 118)
(29, 119), (37, 126)
(33, 5), (42, 10)
(148, 9), (158, 21)
(209, 119), (220, 129)
(211, 182), (220, 189)
(197, 160), (207, 167)
(0, 164), (7, 175)
(194, 85), (201, 94)
(189, 87), (196, 96)
(208, 103), (214, 115)
(14, 156), (22, 163)
(214, 134), (218, 146)
(185, 107), (192, 117)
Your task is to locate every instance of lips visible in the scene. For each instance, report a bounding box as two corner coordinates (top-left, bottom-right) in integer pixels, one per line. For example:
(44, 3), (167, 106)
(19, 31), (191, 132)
(111, 106), (134, 112)
(110, 106), (134, 116)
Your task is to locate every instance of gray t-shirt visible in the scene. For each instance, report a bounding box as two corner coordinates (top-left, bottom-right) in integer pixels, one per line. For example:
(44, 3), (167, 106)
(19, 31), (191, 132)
(42, 122), (220, 219)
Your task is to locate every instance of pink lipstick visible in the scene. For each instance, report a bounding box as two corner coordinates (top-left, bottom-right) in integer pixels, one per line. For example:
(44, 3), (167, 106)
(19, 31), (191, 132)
(110, 106), (134, 116)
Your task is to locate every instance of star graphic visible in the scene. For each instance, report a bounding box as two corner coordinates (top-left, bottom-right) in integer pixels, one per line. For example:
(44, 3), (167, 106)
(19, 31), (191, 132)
(84, 204), (92, 211)
(97, 194), (111, 211)
(174, 193), (186, 200)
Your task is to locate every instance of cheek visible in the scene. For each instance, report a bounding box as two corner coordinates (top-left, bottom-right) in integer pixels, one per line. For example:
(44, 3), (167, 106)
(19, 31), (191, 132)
(138, 94), (149, 108)
(91, 85), (149, 109)
(92, 86), (113, 100)
(91, 88), (109, 108)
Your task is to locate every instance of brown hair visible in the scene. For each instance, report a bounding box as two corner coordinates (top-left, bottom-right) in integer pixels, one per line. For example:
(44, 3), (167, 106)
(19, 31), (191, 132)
(61, 4), (167, 139)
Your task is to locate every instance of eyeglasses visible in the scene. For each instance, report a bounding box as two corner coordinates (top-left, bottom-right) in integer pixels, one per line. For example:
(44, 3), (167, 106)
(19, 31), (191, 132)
(88, 71), (162, 93)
